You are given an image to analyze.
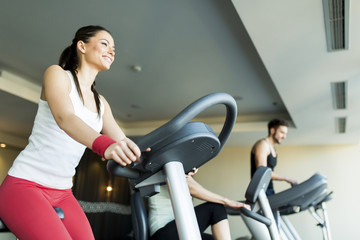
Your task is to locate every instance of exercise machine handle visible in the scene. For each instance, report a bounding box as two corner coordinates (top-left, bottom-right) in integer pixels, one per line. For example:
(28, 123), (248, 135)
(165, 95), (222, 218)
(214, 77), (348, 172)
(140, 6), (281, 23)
(240, 207), (272, 227)
(107, 92), (237, 178)
(136, 92), (237, 153)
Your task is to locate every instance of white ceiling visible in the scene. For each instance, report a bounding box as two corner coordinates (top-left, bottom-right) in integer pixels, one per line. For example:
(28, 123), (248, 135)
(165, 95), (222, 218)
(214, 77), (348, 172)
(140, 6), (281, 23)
(0, 0), (359, 149)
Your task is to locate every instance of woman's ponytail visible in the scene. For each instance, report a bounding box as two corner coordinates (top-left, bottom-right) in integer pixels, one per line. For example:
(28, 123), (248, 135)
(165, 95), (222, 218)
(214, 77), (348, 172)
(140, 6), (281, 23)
(59, 42), (78, 71)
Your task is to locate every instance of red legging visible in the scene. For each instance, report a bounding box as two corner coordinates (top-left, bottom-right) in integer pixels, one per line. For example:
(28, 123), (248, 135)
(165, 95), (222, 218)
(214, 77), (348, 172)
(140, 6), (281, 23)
(0, 175), (95, 240)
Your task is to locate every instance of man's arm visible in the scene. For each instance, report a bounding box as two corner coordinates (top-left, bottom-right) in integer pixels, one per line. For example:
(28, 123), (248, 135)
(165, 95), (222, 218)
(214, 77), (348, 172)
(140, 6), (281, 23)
(271, 172), (298, 186)
(253, 140), (270, 168)
(253, 140), (297, 186)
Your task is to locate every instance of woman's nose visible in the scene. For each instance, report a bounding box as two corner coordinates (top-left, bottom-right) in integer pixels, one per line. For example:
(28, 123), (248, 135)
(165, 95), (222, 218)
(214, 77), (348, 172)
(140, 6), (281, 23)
(108, 47), (115, 56)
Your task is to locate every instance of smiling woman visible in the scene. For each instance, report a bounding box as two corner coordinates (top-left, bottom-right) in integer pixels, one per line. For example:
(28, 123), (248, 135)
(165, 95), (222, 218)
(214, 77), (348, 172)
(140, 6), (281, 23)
(58, 26), (115, 117)
(0, 25), (142, 240)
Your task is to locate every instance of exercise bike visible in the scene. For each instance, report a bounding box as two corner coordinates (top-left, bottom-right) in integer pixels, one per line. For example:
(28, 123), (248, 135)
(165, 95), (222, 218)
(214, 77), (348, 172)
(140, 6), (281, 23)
(107, 92), (237, 240)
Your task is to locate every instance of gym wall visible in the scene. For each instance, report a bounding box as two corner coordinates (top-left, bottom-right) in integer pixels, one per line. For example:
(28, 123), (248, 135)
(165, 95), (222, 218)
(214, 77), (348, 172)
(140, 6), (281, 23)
(0, 147), (19, 183)
(193, 144), (360, 240)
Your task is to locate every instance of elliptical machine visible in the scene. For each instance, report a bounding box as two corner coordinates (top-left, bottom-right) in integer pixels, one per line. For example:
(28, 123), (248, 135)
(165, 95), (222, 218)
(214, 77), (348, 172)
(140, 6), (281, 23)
(107, 92), (237, 240)
(228, 171), (333, 240)
(267, 173), (333, 240)
(227, 166), (281, 240)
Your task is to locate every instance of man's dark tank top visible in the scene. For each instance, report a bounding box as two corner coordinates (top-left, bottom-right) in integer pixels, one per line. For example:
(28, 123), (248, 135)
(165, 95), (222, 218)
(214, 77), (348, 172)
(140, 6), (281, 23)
(251, 141), (277, 193)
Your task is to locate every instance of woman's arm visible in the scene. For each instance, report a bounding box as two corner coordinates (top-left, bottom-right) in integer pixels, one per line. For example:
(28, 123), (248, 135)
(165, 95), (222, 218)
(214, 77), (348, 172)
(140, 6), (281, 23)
(100, 95), (141, 165)
(42, 65), (101, 148)
(186, 170), (249, 210)
(42, 65), (140, 165)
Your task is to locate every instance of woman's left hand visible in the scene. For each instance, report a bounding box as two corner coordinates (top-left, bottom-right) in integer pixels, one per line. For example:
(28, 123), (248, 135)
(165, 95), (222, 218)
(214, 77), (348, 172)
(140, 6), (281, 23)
(186, 168), (198, 178)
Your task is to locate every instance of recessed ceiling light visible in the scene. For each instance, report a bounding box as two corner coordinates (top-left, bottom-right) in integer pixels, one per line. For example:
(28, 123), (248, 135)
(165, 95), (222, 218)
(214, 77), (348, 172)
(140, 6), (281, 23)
(131, 104), (141, 109)
(131, 65), (142, 72)
(0, 143), (6, 148)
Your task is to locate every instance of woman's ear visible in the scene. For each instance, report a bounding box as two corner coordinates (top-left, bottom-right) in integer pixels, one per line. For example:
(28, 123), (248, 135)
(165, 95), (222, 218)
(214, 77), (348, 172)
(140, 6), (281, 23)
(77, 40), (86, 54)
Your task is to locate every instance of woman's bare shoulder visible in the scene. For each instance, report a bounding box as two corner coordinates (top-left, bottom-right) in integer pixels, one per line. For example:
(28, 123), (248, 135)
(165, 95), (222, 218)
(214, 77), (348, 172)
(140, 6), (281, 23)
(44, 65), (66, 76)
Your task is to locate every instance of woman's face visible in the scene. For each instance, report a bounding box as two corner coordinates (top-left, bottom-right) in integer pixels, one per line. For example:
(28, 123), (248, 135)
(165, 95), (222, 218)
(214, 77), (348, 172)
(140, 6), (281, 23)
(80, 30), (115, 71)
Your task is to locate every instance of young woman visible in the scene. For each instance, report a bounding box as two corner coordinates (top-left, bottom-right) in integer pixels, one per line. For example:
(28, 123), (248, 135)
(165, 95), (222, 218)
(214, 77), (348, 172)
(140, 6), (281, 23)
(0, 25), (141, 240)
(148, 168), (250, 240)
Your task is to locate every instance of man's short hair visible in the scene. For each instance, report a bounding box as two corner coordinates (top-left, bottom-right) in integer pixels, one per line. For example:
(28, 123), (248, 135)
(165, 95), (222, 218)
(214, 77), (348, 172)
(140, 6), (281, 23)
(268, 119), (289, 135)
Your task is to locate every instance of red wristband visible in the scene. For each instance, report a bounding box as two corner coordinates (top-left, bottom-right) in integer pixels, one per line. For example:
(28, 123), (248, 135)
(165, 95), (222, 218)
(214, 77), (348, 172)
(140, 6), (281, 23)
(92, 135), (116, 158)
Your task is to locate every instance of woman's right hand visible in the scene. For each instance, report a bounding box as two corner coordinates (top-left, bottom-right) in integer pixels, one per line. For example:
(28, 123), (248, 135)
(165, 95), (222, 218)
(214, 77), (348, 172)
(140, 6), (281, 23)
(224, 198), (251, 211)
(104, 137), (141, 166)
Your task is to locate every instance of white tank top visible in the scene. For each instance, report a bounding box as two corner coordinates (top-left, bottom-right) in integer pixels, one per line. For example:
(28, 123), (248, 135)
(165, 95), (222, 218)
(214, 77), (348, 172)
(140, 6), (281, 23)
(8, 71), (104, 189)
(148, 185), (175, 236)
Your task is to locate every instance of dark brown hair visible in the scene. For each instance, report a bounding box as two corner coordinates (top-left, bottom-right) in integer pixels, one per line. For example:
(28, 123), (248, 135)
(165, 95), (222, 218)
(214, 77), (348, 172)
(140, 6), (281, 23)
(267, 119), (289, 135)
(59, 25), (111, 116)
